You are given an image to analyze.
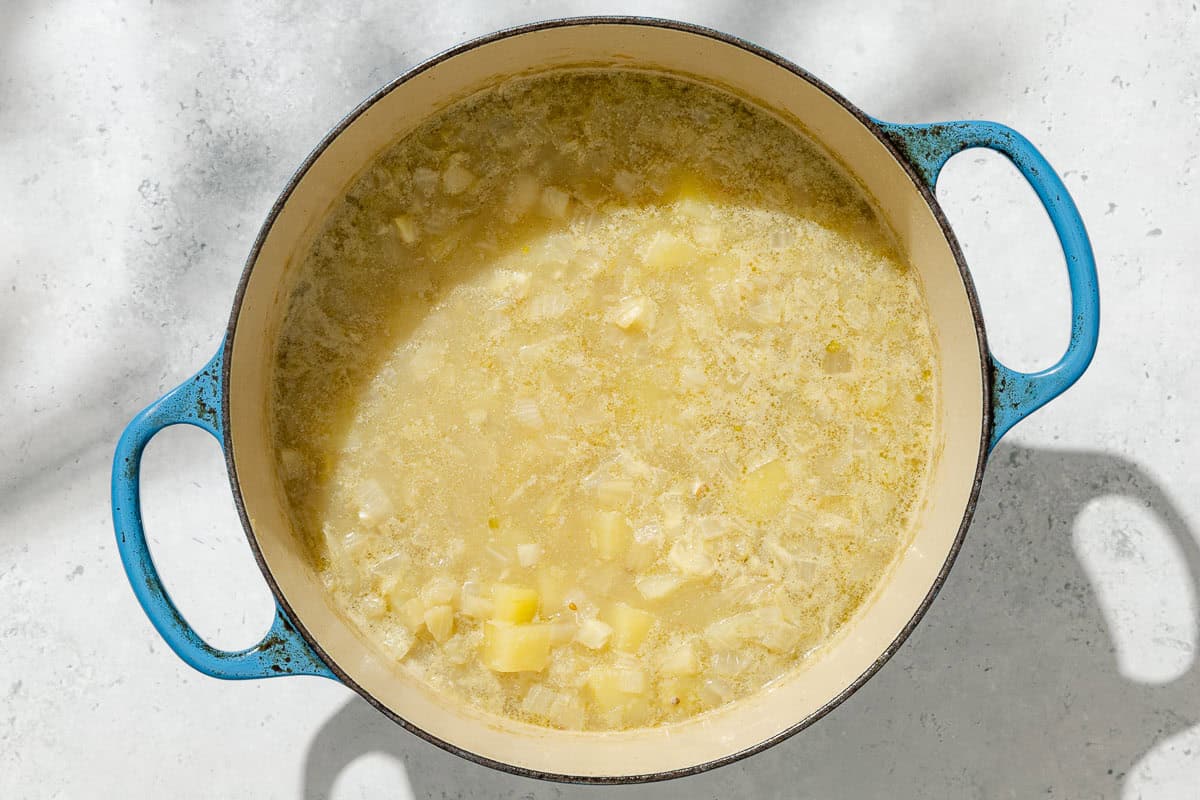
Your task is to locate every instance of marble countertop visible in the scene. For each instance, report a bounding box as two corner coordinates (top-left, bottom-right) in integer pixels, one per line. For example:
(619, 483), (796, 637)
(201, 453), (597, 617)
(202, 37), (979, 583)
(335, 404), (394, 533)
(3, 1), (1198, 797)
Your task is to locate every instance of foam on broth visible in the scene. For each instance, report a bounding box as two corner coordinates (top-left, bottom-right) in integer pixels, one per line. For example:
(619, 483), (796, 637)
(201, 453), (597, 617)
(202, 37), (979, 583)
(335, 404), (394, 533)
(270, 70), (938, 731)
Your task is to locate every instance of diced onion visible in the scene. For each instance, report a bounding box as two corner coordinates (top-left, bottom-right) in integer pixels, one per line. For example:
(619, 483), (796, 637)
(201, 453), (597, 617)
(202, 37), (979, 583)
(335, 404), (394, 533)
(575, 618), (612, 650)
(636, 574), (683, 600)
(355, 478), (394, 526)
(517, 543), (543, 567)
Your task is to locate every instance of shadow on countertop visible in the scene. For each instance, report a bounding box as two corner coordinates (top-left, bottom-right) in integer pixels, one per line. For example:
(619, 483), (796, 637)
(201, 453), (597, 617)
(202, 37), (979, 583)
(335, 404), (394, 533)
(300, 443), (1200, 799)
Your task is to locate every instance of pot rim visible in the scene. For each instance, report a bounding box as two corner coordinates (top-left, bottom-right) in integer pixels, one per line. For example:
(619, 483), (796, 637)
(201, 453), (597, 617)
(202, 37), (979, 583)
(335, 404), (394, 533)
(220, 15), (992, 784)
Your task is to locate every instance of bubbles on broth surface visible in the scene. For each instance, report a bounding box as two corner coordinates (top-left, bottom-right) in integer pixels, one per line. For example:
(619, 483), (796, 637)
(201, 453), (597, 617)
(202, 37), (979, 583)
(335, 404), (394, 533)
(270, 70), (938, 731)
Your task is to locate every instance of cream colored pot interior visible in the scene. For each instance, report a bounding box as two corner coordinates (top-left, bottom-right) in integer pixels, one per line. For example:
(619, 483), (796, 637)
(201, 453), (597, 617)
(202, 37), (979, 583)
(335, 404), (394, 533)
(228, 22), (985, 778)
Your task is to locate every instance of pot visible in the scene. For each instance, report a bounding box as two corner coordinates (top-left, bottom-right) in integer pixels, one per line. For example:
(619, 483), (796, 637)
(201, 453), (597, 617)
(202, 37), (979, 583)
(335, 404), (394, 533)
(111, 17), (1099, 783)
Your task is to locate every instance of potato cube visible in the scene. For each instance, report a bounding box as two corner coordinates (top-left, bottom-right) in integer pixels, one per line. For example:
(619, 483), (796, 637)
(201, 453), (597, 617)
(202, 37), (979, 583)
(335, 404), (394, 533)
(536, 568), (568, 612)
(657, 675), (702, 713)
(668, 539), (715, 578)
(548, 621), (578, 646)
(589, 511), (631, 560)
(575, 618), (612, 650)
(625, 538), (659, 571)
(587, 666), (647, 709)
(602, 602), (656, 652)
(482, 621), (551, 672)
(660, 642), (701, 676)
(492, 583), (539, 623)
(423, 604), (454, 643)
(642, 231), (699, 271)
(735, 459), (791, 520)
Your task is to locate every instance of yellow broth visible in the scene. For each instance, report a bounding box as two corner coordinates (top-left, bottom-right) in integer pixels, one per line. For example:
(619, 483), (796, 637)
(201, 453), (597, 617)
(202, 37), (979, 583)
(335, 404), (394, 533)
(270, 70), (938, 731)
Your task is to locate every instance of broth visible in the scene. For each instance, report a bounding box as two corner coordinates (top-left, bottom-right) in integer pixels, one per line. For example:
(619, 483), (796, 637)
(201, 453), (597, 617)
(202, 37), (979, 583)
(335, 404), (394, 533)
(270, 70), (938, 731)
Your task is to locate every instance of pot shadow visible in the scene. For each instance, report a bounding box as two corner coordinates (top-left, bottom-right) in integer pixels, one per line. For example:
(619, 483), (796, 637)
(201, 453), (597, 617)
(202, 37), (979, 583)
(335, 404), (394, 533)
(300, 442), (1200, 799)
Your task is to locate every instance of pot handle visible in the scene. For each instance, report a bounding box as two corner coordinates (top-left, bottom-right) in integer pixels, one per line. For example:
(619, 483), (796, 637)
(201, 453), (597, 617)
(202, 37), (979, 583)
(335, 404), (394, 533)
(111, 345), (335, 680)
(875, 120), (1100, 450)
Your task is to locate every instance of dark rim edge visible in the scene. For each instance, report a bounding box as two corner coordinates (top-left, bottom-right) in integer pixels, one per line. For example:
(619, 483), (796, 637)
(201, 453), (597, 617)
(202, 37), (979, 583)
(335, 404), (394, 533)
(220, 14), (993, 785)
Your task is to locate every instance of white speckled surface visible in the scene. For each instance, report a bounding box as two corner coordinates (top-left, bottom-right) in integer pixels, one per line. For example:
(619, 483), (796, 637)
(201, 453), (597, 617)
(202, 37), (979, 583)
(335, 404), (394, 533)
(3, 1), (1198, 797)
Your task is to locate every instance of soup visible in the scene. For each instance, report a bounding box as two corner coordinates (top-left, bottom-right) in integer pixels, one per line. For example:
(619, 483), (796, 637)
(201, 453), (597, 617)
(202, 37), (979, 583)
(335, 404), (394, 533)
(270, 70), (937, 731)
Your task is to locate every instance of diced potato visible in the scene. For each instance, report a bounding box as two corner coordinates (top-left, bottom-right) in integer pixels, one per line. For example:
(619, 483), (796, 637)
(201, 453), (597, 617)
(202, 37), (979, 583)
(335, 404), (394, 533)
(625, 538), (659, 572)
(660, 642), (701, 676)
(668, 538), (715, 578)
(536, 568), (569, 611)
(548, 621), (578, 646)
(587, 666), (647, 710)
(735, 460), (791, 520)
(399, 598), (425, 633)
(589, 511), (631, 560)
(657, 675), (699, 713)
(642, 231), (699, 270)
(423, 604), (454, 643)
(392, 214), (419, 244)
(482, 621), (551, 672)
(492, 583), (539, 623)
(635, 574), (683, 600)
(575, 618), (612, 650)
(516, 543), (542, 568)
(602, 602), (656, 652)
